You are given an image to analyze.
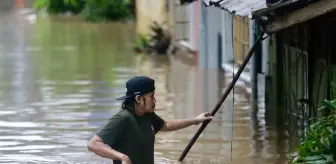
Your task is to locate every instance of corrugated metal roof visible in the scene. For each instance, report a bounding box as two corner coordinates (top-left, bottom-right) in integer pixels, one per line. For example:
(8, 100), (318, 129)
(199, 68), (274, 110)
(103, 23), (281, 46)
(204, 0), (267, 18)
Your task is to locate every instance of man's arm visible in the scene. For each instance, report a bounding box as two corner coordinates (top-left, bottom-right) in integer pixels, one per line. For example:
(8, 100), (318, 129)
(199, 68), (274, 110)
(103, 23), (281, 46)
(87, 135), (130, 162)
(160, 118), (198, 131)
(88, 113), (132, 163)
(160, 112), (213, 132)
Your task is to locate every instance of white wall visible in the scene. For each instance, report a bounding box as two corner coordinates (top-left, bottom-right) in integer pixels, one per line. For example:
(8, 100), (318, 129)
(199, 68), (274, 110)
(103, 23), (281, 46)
(221, 11), (234, 65)
(188, 3), (196, 50)
(262, 37), (270, 75)
(205, 6), (222, 69)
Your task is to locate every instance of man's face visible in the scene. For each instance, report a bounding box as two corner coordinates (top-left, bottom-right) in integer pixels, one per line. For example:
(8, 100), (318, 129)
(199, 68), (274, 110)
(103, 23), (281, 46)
(137, 91), (156, 113)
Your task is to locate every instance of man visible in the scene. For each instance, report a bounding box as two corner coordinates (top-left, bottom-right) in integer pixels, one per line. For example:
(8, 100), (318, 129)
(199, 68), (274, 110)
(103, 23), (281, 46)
(87, 76), (213, 164)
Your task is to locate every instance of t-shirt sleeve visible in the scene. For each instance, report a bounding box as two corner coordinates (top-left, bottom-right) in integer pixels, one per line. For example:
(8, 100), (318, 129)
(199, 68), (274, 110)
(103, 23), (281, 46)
(151, 112), (165, 134)
(96, 113), (127, 147)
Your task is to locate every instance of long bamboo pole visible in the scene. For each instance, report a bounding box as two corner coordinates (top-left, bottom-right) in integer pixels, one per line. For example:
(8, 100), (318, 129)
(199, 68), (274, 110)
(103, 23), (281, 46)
(178, 32), (265, 161)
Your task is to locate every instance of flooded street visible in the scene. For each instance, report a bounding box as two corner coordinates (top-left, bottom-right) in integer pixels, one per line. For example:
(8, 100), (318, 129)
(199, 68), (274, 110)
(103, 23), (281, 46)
(0, 7), (293, 164)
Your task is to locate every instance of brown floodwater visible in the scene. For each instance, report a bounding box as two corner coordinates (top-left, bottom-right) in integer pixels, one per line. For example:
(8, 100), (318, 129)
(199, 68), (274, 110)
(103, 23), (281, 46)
(0, 7), (294, 164)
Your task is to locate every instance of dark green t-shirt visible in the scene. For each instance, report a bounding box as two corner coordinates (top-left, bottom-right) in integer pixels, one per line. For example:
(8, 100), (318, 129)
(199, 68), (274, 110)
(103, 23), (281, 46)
(96, 106), (165, 164)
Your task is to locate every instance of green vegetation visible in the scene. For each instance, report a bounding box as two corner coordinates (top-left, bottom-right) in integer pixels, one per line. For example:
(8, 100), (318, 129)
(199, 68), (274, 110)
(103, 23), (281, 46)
(33, 0), (133, 21)
(291, 82), (336, 164)
(133, 34), (150, 54)
(132, 21), (172, 55)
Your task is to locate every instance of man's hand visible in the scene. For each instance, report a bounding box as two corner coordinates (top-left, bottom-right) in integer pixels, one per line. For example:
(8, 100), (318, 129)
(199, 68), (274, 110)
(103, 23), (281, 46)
(121, 154), (132, 164)
(195, 112), (213, 125)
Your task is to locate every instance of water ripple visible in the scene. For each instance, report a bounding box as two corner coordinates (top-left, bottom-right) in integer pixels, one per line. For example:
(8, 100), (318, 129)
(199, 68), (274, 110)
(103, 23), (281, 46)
(0, 135), (50, 141)
(0, 121), (44, 128)
(0, 145), (67, 151)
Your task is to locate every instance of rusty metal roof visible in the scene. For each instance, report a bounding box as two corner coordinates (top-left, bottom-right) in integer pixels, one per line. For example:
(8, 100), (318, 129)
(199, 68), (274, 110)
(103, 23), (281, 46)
(204, 0), (267, 18)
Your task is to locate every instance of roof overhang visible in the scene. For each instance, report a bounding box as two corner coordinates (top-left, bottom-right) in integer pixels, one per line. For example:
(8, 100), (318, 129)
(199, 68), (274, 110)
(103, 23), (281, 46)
(252, 0), (336, 33)
(181, 0), (336, 34)
(202, 0), (267, 18)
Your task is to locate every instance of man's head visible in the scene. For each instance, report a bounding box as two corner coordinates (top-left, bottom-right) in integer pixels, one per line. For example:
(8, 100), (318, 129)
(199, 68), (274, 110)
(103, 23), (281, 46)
(117, 76), (156, 115)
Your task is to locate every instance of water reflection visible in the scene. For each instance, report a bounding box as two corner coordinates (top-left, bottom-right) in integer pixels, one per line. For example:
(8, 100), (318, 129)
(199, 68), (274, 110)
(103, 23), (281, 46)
(0, 7), (294, 164)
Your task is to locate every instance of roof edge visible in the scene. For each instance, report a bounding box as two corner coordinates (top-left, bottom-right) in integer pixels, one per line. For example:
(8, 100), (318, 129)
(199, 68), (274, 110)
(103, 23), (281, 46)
(252, 0), (335, 33)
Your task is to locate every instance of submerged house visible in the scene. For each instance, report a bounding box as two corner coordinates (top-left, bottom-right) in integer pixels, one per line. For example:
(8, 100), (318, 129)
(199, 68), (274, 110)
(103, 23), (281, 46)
(252, 0), (336, 138)
(204, 0), (336, 140)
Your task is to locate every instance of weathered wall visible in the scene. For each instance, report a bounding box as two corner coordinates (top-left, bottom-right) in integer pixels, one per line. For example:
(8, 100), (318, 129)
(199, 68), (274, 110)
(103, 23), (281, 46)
(174, 1), (189, 41)
(136, 0), (168, 36)
(233, 16), (250, 65)
(265, 11), (336, 145)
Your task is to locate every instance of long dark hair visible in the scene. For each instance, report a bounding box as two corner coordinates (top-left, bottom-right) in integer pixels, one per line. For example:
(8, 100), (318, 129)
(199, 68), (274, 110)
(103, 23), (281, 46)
(122, 97), (135, 112)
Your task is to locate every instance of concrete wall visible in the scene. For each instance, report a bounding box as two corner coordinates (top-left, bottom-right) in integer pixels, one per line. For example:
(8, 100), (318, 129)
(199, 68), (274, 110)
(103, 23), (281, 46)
(188, 2), (200, 51)
(167, 0), (200, 52)
(199, 6), (223, 70)
(221, 11), (234, 65)
(174, 1), (189, 41)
